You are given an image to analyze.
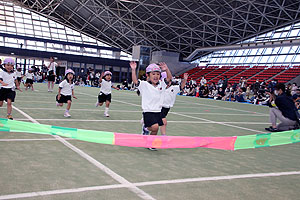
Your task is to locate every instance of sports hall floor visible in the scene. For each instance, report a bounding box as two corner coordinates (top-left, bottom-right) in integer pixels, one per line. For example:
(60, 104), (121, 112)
(0, 83), (299, 200)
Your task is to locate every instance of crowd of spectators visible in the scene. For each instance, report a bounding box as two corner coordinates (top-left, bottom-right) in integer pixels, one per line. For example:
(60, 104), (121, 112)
(178, 75), (300, 107)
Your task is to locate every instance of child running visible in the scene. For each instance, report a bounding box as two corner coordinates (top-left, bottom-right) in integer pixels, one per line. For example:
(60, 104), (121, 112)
(95, 71), (119, 117)
(0, 58), (22, 119)
(56, 69), (77, 117)
(130, 61), (172, 151)
(15, 65), (23, 86)
(160, 72), (188, 135)
(25, 68), (34, 91)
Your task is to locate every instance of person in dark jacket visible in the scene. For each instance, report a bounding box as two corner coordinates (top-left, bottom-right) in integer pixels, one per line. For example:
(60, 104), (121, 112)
(265, 83), (298, 132)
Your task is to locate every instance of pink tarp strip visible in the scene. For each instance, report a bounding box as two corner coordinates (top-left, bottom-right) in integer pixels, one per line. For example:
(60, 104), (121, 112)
(114, 133), (237, 150)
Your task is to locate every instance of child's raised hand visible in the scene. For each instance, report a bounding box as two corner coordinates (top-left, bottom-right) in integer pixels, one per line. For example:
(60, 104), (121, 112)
(130, 61), (137, 69)
(159, 62), (168, 71)
(183, 73), (189, 80)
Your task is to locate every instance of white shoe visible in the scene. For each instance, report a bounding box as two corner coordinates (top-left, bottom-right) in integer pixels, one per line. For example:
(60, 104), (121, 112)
(95, 102), (99, 107)
(64, 112), (71, 118)
(104, 113), (109, 117)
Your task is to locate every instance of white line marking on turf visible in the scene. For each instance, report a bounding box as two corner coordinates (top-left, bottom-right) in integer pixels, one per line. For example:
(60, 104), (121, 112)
(11, 105), (155, 200)
(77, 92), (266, 133)
(12, 118), (270, 124)
(0, 138), (74, 142)
(1, 171), (300, 200)
(1, 107), (268, 116)
(171, 112), (266, 133)
(176, 99), (268, 115)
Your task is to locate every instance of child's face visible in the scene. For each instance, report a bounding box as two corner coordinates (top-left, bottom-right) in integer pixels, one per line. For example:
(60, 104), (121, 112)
(148, 71), (160, 84)
(5, 64), (14, 72)
(105, 74), (112, 81)
(67, 73), (74, 80)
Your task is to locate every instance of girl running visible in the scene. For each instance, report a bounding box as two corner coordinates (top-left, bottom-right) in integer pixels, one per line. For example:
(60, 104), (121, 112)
(25, 68), (34, 91)
(56, 69), (77, 117)
(130, 61), (172, 150)
(0, 58), (22, 119)
(15, 65), (23, 86)
(95, 71), (119, 117)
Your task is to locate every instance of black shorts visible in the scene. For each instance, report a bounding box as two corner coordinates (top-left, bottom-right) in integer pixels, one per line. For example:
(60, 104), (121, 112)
(0, 88), (16, 102)
(25, 79), (33, 84)
(16, 77), (22, 82)
(143, 112), (164, 128)
(98, 93), (111, 103)
(56, 94), (72, 103)
(161, 107), (170, 119)
(48, 75), (55, 82)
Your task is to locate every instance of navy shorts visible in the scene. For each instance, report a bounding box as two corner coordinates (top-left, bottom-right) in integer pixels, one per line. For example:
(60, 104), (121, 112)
(160, 107), (170, 118)
(0, 88), (16, 102)
(143, 112), (164, 128)
(25, 79), (33, 84)
(56, 94), (72, 103)
(98, 93), (111, 103)
(48, 74), (55, 82)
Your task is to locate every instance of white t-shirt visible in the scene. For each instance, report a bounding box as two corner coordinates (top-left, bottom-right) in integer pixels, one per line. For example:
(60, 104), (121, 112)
(0, 70), (16, 89)
(137, 80), (167, 112)
(48, 62), (56, 75)
(25, 72), (34, 79)
(162, 85), (181, 108)
(59, 79), (74, 96)
(100, 79), (112, 95)
(15, 71), (22, 78)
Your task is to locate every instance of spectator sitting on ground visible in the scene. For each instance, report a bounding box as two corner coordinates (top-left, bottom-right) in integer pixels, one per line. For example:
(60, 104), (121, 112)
(265, 83), (299, 132)
(235, 88), (247, 102)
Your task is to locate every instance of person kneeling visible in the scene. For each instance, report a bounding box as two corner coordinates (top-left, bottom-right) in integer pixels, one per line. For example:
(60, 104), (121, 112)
(265, 83), (298, 132)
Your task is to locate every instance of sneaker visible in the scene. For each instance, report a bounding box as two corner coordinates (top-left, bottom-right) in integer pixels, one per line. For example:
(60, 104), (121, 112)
(148, 148), (157, 151)
(141, 124), (149, 135)
(7, 115), (13, 120)
(64, 112), (71, 118)
(104, 113), (109, 117)
(265, 126), (278, 132)
(95, 102), (99, 107)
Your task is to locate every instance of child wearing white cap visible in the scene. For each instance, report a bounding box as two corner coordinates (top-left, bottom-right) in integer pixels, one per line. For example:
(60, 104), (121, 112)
(130, 61), (172, 150)
(95, 71), (119, 117)
(0, 58), (22, 119)
(56, 69), (77, 117)
(15, 65), (23, 86)
(25, 67), (34, 91)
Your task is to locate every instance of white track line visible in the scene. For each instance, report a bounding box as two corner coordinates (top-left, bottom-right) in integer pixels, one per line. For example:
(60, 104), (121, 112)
(176, 99), (268, 115)
(1, 171), (300, 200)
(11, 118), (270, 124)
(11, 105), (155, 200)
(77, 92), (266, 133)
(0, 138), (74, 142)
(1, 107), (268, 116)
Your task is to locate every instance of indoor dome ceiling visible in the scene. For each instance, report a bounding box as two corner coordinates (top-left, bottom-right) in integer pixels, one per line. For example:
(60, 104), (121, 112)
(13, 0), (300, 60)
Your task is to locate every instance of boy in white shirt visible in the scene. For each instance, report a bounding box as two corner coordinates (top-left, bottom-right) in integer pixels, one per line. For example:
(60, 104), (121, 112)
(160, 72), (188, 135)
(0, 58), (22, 119)
(130, 61), (172, 150)
(95, 71), (119, 117)
(56, 69), (77, 117)
(46, 56), (56, 92)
